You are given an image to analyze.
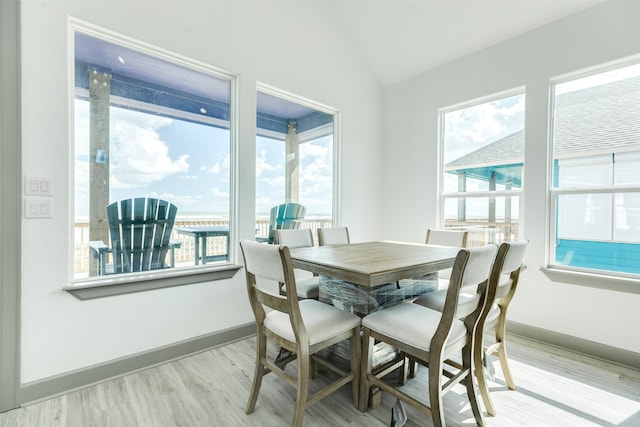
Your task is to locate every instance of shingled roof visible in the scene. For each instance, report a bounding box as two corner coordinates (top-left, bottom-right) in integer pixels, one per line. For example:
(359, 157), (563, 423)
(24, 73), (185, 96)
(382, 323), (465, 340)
(446, 74), (640, 173)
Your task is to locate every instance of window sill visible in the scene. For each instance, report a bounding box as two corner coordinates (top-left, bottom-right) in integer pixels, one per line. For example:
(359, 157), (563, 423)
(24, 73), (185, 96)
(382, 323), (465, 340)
(541, 266), (640, 295)
(64, 264), (242, 300)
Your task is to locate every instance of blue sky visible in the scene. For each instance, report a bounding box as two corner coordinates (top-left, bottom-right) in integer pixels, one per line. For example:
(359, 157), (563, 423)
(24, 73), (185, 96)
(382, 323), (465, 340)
(74, 100), (332, 218)
(442, 93), (525, 220)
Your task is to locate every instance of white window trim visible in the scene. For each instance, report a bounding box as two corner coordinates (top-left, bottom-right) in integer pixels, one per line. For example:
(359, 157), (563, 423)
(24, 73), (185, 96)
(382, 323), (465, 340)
(66, 19), (240, 298)
(437, 87), (525, 233)
(256, 82), (342, 226)
(546, 57), (640, 293)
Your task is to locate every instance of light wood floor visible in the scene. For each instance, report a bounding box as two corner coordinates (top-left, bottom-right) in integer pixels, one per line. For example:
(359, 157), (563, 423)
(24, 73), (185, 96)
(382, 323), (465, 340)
(1, 334), (639, 426)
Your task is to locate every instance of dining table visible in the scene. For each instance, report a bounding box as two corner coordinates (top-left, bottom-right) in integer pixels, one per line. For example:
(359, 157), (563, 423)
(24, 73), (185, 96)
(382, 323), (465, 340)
(289, 240), (461, 409)
(290, 240), (460, 313)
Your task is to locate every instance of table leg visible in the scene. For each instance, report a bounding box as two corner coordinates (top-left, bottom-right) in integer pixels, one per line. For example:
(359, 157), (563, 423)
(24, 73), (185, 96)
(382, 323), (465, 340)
(194, 236), (200, 265)
(201, 236), (208, 265)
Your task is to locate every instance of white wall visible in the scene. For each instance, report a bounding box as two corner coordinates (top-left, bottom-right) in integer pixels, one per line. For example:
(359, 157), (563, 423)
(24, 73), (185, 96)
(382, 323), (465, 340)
(20, 1), (383, 383)
(382, 0), (640, 353)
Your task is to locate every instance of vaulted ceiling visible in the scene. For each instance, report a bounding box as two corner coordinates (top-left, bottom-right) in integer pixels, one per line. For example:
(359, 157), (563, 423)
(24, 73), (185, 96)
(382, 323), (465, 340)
(74, 1), (606, 132)
(329, 0), (605, 86)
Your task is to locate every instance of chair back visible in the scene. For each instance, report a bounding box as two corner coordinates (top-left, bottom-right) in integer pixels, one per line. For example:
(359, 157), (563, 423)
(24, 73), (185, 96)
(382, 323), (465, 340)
(106, 197), (178, 273)
(438, 245), (497, 339)
(239, 239), (304, 335)
(317, 227), (350, 246)
(274, 228), (314, 247)
(266, 203), (306, 243)
(426, 228), (468, 248)
(485, 240), (528, 324)
(495, 240), (528, 300)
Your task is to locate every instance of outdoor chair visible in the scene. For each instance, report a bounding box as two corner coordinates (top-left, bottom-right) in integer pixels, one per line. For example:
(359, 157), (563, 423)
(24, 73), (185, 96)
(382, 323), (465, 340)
(239, 239), (361, 427)
(89, 197), (181, 275)
(257, 202), (306, 244)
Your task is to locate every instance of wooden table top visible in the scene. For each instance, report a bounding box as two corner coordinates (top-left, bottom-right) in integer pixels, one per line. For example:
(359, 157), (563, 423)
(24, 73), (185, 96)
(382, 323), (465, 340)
(290, 240), (460, 288)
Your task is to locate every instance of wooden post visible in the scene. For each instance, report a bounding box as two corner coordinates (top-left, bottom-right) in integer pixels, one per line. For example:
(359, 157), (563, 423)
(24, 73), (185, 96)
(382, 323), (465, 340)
(457, 172), (466, 222)
(89, 69), (111, 276)
(489, 171), (496, 224)
(285, 120), (299, 203)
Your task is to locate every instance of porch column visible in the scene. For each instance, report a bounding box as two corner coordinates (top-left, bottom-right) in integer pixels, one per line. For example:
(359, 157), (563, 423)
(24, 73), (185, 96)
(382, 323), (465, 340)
(285, 120), (299, 203)
(505, 179), (512, 239)
(457, 172), (466, 222)
(489, 171), (496, 224)
(89, 69), (111, 276)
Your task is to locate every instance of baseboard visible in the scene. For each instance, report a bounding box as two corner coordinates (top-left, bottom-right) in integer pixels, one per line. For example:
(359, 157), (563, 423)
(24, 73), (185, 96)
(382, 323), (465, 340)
(19, 320), (639, 406)
(507, 321), (640, 370)
(19, 322), (256, 405)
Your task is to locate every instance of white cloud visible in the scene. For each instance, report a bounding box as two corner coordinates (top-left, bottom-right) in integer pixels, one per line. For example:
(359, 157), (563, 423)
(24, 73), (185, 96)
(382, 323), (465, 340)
(109, 111), (190, 188)
(256, 148), (280, 177)
(444, 94), (525, 163)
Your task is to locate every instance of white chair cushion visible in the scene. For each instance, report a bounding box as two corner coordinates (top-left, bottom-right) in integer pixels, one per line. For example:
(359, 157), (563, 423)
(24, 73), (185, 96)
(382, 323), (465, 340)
(413, 288), (480, 312)
(294, 276), (320, 299)
(265, 299), (360, 345)
(362, 303), (467, 352)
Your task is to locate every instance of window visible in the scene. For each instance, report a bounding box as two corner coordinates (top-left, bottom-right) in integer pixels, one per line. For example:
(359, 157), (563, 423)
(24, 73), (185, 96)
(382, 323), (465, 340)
(255, 87), (336, 242)
(73, 28), (234, 282)
(549, 60), (640, 277)
(439, 90), (525, 246)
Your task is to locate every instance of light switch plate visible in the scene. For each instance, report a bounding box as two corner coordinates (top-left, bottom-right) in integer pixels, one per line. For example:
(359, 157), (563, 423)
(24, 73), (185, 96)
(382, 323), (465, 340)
(24, 198), (53, 219)
(24, 176), (53, 196)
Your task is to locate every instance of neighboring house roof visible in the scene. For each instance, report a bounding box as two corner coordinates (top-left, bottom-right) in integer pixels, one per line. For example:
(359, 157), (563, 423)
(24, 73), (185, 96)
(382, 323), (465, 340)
(553, 76), (640, 157)
(446, 75), (640, 175)
(446, 130), (524, 169)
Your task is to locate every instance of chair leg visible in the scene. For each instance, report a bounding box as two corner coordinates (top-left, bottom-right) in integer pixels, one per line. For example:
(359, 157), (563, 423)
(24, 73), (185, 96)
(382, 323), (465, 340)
(428, 354), (446, 427)
(350, 327), (361, 409)
(474, 328), (496, 416)
(246, 333), (267, 414)
(463, 342), (485, 427)
(497, 341), (515, 390)
(358, 328), (374, 412)
(293, 346), (310, 427)
(496, 315), (516, 390)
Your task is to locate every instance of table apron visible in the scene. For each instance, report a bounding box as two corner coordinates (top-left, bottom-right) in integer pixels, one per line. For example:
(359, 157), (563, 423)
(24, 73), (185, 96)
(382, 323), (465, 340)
(291, 258), (454, 288)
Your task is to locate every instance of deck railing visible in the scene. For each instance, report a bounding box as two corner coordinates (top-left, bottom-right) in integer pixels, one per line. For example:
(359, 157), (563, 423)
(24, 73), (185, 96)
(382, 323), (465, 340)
(74, 217), (517, 274)
(74, 217), (334, 275)
(444, 219), (520, 247)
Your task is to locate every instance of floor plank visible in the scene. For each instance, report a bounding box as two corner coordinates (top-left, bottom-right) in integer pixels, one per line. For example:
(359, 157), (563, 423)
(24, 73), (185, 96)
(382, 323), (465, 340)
(2, 334), (639, 426)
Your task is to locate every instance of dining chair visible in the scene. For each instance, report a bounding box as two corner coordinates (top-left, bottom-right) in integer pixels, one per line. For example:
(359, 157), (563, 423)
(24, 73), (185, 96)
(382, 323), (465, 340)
(239, 239), (361, 427)
(425, 228), (469, 248)
(413, 240), (528, 416)
(425, 228), (468, 283)
(273, 229), (320, 299)
(358, 244), (498, 426)
(317, 227), (350, 246)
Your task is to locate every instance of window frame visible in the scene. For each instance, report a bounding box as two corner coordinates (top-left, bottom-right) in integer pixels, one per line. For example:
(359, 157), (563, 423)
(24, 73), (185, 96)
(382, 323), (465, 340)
(437, 88), (525, 244)
(65, 19), (241, 299)
(545, 56), (640, 294)
(255, 83), (342, 238)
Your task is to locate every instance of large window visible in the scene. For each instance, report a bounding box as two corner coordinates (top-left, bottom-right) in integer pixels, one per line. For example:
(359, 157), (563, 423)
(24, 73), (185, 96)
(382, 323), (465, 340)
(73, 28), (234, 281)
(255, 88), (336, 243)
(439, 91), (525, 246)
(550, 60), (640, 277)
